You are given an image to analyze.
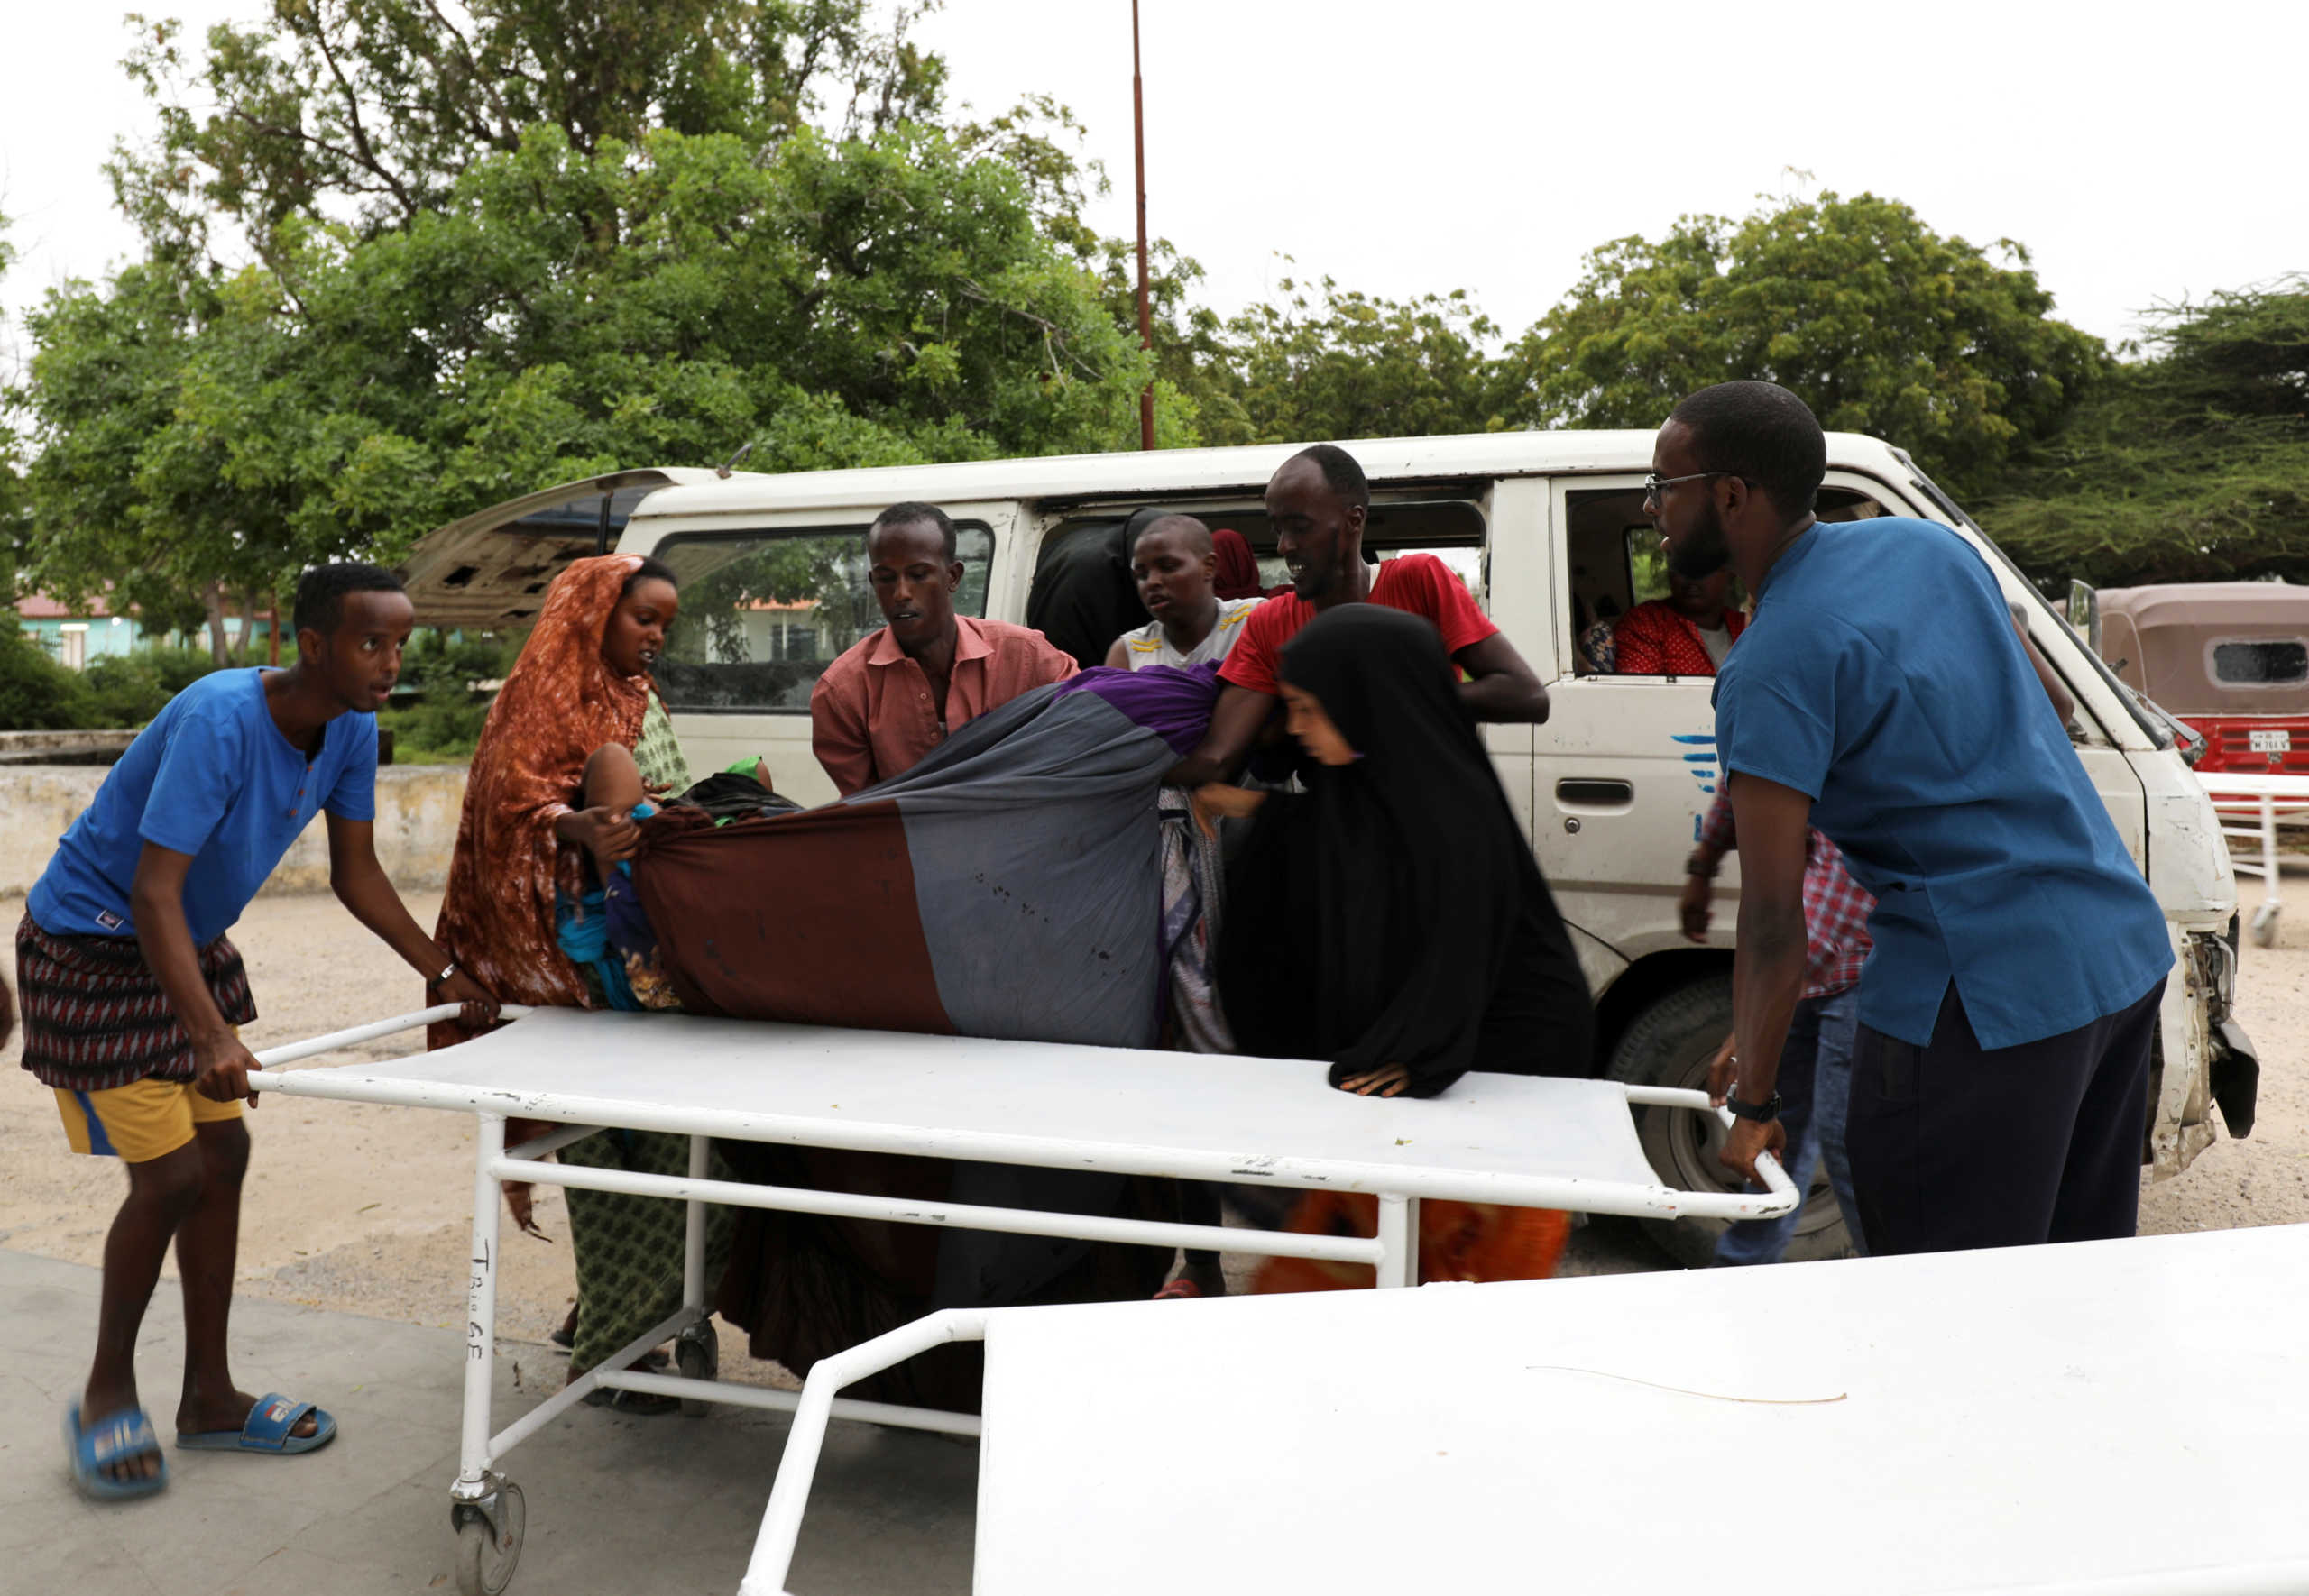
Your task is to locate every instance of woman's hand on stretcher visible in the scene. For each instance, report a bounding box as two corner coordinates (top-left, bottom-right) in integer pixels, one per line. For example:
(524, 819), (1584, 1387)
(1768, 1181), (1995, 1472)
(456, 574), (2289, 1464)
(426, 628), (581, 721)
(437, 967), (501, 1032)
(1337, 1063), (1412, 1098)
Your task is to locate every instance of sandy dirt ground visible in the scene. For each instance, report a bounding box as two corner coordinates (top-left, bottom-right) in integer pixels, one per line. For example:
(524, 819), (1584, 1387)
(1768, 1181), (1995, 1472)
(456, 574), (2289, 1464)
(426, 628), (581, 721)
(6, 884), (2303, 1389)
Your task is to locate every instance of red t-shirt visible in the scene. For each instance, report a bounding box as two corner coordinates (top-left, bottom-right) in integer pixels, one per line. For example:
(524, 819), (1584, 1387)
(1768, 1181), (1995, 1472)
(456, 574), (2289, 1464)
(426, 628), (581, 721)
(1219, 553), (1500, 696)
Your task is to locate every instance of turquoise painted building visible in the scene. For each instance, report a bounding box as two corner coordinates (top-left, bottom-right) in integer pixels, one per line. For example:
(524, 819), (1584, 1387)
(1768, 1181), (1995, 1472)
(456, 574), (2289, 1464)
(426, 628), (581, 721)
(14, 593), (281, 668)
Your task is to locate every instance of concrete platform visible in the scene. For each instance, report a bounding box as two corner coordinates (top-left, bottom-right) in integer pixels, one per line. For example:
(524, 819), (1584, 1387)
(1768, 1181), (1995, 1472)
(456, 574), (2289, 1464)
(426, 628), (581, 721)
(0, 1250), (975, 1595)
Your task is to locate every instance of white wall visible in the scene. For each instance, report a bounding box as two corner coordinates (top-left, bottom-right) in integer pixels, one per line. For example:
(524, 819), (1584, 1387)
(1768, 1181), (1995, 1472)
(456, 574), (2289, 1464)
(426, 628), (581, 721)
(0, 765), (469, 900)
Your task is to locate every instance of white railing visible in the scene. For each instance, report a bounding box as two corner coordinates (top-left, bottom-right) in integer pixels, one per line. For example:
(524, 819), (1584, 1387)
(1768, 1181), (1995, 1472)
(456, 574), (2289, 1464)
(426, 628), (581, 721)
(2194, 771), (2309, 947)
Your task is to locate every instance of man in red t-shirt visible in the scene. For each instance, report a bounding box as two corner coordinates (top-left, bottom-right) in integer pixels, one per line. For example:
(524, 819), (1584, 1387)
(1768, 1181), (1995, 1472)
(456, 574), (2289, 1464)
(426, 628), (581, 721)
(1611, 566), (1746, 675)
(1166, 445), (1549, 786)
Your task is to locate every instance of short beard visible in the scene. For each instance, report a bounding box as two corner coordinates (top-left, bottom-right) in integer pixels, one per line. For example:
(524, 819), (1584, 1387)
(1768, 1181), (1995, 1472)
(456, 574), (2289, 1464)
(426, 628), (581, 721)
(1667, 503), (1731, 582)
(1296, 558), (1344, 601)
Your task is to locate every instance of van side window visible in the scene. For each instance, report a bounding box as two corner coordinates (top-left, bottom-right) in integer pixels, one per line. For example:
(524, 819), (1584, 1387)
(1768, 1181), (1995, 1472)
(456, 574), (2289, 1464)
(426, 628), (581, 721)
(1563, 484), (1881, 675)
(649, 525), (995, 712)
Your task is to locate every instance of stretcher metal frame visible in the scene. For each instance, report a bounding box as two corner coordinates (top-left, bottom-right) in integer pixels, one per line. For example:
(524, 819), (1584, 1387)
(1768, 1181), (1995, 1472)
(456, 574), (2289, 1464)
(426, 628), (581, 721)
(247, 1004), (1793, 1596)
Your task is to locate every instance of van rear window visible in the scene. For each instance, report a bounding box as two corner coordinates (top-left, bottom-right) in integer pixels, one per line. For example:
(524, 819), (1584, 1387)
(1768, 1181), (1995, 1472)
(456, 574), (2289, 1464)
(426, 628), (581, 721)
(649, 525), (994, 712)
(2212, 639), (2309, 686)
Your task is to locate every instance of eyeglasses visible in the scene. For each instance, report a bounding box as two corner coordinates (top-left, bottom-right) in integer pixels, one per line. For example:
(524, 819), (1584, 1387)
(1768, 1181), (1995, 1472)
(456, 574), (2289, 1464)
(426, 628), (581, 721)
(1642, 471), (1734, 507)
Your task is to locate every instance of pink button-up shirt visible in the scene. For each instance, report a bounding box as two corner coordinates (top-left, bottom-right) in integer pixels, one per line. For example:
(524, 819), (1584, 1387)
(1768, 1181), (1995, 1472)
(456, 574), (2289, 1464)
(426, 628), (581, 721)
(809, 616), (1079, 796)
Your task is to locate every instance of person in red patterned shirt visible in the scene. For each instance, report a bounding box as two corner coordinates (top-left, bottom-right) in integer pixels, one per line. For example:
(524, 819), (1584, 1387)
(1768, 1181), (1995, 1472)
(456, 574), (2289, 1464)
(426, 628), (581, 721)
(1680, 784), (1872, 1263)
(1613, 566), (1746, 675)
(1165, 445), (1549, 787)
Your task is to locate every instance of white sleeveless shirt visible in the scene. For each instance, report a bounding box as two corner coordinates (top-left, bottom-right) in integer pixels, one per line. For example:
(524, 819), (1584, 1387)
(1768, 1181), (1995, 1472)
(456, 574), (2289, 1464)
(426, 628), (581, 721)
(1117, 597), (1263, 671)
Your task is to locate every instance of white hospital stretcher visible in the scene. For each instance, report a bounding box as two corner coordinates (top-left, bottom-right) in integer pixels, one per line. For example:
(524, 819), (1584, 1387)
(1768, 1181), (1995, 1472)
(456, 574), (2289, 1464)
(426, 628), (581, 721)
(755, 1223), (2309, 1596)
(247, 1003), (1794, 1596)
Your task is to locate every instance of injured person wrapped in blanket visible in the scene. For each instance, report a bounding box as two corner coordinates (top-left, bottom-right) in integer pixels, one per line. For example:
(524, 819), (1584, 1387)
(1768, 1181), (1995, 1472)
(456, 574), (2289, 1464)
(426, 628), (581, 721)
(558, 664), (1224, 1410)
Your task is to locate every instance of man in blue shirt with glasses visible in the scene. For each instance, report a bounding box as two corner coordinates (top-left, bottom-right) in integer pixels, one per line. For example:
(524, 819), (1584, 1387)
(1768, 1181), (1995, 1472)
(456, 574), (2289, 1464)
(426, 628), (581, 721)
(1652, 381), (2172, 1256)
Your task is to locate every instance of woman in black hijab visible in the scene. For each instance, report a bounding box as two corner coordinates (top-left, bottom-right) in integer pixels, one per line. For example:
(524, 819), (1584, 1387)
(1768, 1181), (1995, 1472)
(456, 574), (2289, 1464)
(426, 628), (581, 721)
(1209, 604), (1594, 1097)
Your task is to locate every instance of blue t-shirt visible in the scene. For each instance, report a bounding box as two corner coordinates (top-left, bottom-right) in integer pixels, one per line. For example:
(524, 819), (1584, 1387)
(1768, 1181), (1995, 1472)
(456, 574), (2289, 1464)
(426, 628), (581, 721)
(29, 670), (379, 946)
(1712, 518), (2171, 1050)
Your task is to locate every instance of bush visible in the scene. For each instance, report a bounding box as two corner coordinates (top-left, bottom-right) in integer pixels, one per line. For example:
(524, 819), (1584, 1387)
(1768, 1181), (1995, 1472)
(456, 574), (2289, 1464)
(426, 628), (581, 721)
(375, 629), (514, 764)
(377, 689), (491, 764)
(0, 628), (99, 729)
(143, 645), (233, 697)
(80, 654), (175, 728)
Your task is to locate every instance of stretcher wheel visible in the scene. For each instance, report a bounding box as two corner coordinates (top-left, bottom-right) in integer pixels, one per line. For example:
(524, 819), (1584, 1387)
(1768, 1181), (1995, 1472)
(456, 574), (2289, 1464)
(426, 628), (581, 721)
(453, 1476), (526, 1596)
(676, 1323), (719, 1417)
(2251, 903), (2279, 948)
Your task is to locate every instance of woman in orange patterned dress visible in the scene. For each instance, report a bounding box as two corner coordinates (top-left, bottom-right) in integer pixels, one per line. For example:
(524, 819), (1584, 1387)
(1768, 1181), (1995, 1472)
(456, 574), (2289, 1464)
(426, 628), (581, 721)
(431, 553), (716, 1407)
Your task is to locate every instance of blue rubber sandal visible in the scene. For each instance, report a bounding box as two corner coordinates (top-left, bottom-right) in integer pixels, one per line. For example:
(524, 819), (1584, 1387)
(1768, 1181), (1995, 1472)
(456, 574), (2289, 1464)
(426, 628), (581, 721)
(176, 1392), (337, 1455)
(66, 1402), (169, 1500)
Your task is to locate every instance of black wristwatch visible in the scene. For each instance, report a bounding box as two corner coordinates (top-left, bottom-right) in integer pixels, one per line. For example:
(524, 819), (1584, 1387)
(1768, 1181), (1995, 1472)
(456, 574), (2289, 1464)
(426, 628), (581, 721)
(1725, 1090), (1781, 1123)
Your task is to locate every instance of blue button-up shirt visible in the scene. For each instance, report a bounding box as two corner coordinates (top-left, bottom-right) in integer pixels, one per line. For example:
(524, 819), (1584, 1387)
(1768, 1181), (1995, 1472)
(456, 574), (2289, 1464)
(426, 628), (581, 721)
(1712, 518), (2170, 1050)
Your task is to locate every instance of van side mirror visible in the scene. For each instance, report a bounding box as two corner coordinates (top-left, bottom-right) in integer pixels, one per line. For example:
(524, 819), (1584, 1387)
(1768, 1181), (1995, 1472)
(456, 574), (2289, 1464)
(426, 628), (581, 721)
(2066, 579), (2101, 656)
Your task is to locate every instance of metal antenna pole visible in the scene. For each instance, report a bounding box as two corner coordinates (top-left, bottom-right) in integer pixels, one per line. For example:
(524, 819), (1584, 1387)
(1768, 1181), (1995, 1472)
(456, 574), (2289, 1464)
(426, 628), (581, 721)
(1132, 0), (1155, 451)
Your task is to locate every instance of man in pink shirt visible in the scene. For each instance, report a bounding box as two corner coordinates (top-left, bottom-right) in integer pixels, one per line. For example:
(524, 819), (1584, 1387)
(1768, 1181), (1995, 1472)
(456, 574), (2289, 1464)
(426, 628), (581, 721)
(811, 502), (1079, 796)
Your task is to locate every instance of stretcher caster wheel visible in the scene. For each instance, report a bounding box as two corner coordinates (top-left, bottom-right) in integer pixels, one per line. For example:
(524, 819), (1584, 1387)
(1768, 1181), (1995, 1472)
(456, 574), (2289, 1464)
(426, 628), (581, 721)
(676, 1322), (719, 1417)
(452, 1474), (526, 1596)
(2251, 903), (2279, 948)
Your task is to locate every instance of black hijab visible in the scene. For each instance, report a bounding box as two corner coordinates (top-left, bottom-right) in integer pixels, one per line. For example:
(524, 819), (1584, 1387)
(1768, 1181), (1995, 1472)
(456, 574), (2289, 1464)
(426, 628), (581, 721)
(1025, 510), (1156, 668)
(1218, 604), (1590, 1096)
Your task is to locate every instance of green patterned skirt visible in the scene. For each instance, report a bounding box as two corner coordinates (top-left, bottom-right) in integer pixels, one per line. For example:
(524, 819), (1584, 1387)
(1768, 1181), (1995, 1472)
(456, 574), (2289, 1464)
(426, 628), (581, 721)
(558, 1129), (732, 1373)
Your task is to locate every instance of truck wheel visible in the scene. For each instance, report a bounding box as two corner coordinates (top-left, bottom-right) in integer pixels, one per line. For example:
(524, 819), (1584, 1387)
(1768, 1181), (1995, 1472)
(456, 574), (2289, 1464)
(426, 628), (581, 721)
(1605, 974), (1854, 1269)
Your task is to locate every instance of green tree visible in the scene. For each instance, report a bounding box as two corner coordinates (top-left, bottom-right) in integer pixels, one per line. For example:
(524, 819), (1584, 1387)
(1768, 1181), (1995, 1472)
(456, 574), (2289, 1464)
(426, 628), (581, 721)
(1191, 271), (1511, 446)
(1504, 190), (2107, 500)
(0, 214), (29, 601)
(110, 0), (949, 261)
(1982, 279), (2309, 587)
(13, 254), (298, 665)
(18, 5), (1177, 618)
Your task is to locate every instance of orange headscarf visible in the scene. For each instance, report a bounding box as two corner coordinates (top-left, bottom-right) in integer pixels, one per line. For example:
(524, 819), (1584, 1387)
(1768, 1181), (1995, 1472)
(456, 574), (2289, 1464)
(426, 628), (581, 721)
(430, 555), (652, 1048)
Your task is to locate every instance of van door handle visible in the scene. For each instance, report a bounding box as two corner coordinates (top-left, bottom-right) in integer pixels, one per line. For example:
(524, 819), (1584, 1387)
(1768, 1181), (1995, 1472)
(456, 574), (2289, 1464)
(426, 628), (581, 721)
(1555, 778), (1633, 806)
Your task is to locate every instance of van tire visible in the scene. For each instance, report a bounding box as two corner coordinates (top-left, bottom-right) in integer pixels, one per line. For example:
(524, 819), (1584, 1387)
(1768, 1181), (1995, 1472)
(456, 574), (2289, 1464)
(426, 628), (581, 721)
(1605, 973), (1854, 1269)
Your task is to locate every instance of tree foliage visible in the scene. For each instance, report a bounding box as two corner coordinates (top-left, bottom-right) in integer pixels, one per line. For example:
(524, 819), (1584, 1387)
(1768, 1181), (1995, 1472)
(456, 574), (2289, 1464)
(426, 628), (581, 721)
(111, 0), (949, 259)
(1504, 190), (2107, 500)
(1184, 271), (1511, 446)
(16, 2), (1178, 633)
(1982, 280), (2309, 587)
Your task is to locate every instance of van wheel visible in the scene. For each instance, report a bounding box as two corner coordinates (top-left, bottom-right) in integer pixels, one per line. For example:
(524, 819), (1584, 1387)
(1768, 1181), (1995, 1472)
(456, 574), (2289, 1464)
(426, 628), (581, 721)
(1605, 974), (1854, 1269)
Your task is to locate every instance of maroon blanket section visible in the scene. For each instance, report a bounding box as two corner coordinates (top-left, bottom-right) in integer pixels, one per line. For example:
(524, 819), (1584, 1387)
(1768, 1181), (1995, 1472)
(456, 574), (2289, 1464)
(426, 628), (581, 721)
(632, 801), (956, 1036)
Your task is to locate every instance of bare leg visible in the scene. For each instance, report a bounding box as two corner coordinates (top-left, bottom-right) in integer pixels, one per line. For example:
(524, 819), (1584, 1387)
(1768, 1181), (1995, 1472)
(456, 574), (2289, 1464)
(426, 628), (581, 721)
(82, 1141), (205, 1481)
(583, 742), (648, 812)
(173, 1117), (317, 1440)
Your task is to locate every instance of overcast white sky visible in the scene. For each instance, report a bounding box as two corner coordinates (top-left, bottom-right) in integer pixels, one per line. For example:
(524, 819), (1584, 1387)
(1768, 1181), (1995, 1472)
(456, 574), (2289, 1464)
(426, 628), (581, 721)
(5, 0), (2303, 373)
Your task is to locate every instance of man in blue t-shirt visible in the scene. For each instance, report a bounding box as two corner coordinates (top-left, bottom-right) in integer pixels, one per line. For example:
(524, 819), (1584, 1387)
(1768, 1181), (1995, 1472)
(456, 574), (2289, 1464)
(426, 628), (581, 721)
(19, 564), (497, 1498)
(1651, 381), (2172, 1258)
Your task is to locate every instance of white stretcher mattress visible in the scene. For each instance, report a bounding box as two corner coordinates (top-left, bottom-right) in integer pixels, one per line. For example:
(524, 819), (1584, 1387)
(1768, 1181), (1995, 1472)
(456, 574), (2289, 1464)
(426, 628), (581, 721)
(973, 1223), (2309, 1596)
(265, 1006), (1671, 1206)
